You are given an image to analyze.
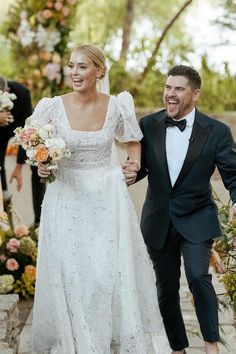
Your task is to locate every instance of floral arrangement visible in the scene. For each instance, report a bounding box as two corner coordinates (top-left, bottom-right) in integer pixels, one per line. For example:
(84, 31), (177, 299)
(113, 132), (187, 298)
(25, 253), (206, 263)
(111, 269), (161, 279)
(0, 90), (17, 122)
(12, 116), (70, 183)
(211, 197), (236, 314)
(5, 0), (78, 103)
(0, 214), (38, 299)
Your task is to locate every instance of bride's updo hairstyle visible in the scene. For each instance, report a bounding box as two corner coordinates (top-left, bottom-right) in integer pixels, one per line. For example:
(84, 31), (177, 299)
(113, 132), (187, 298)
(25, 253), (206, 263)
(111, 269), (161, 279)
(73, 44), (107, 79)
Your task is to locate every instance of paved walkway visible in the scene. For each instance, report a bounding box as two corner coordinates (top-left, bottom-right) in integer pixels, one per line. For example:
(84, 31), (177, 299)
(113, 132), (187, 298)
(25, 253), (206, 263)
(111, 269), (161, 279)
(5, 154), (236, 353)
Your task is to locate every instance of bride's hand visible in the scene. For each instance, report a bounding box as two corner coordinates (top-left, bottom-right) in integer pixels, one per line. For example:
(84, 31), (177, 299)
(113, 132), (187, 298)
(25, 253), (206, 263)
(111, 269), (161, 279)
(38, 163), (50, 177)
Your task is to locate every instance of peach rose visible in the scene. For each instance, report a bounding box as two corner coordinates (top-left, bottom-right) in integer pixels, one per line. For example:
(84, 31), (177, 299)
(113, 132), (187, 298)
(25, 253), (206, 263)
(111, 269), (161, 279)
(6, 258), (19, 271)
(54, 2), (63, 10)
(59, 19), (66, 26)
(14, 224), (29, 238)
(34, 145), (49, 162)
(33, 69), (42, 79)
(24, 265), (36, 281)
(62, 7), (70, 16)
(46, 1), (54, 8)
(6, 238), (20, 253)
(42, 9), (53, 19)
(39, 51), (52, 61)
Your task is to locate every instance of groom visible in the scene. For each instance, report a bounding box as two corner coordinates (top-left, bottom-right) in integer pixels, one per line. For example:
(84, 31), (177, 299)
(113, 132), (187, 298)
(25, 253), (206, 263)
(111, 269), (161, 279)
(123, 65), (236, 354)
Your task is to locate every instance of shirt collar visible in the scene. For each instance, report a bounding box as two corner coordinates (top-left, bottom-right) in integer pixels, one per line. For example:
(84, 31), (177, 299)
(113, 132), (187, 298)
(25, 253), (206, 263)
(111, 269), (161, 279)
(173, 107), (195, 127)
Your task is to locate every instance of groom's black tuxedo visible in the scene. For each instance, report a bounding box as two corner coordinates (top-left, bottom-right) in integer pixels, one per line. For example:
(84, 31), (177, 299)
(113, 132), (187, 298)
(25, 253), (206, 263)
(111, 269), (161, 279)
(138, 108), (236, 250)
(137, 107), (236, 351)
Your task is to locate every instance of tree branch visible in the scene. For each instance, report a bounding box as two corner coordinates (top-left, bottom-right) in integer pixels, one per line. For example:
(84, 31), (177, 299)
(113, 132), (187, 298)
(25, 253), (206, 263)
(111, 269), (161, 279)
(134, 0), (194, 92)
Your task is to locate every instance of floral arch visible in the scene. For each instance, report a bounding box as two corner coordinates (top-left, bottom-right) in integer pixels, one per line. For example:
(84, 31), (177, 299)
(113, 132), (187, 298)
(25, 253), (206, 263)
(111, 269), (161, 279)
(5, 0), (78, 104)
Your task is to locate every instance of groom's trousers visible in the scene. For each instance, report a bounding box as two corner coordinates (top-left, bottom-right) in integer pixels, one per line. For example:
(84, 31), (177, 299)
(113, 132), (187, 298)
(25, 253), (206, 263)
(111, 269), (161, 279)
(147, 221), (220, 351)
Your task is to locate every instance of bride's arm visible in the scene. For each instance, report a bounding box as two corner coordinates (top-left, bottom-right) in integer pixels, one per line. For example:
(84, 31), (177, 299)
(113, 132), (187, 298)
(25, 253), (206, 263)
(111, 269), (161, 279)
(122, 141), (141, 185)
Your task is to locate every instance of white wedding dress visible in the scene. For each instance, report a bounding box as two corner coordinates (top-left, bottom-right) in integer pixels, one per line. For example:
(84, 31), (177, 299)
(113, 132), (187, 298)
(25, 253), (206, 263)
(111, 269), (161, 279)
(31, 92), (170, 354)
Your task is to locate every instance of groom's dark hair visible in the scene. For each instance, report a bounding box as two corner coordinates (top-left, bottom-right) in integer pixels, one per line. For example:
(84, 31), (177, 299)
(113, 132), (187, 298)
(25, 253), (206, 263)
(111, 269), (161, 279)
(168, 65), (201, 90)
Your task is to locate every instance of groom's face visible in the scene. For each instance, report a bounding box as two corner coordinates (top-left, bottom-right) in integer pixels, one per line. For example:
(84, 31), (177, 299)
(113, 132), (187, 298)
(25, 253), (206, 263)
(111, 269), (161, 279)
(163, 75), (200, 120)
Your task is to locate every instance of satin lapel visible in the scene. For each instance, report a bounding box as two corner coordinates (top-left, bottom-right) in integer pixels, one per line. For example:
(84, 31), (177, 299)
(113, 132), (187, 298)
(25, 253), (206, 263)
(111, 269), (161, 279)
(172, 113), (213, 191)
(152, 113), (172, 187)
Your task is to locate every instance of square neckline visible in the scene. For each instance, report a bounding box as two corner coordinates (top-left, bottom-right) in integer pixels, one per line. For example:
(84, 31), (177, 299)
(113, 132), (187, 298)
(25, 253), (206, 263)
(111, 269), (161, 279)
(59, 95), (112, 133)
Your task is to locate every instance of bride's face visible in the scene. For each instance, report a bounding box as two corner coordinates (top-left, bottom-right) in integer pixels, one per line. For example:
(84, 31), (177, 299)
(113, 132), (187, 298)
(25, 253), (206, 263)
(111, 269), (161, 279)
(68, 51), (102, 92)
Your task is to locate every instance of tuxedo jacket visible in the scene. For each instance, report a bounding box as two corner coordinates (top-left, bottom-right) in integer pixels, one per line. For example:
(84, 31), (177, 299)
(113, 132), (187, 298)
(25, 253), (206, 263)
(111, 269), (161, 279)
(0, 81), (32, 163)
(138, 108), (236, 250)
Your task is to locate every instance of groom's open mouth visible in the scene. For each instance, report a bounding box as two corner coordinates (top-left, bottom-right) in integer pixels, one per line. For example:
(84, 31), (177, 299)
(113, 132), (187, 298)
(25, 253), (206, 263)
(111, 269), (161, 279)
(167, 99), (179, 112)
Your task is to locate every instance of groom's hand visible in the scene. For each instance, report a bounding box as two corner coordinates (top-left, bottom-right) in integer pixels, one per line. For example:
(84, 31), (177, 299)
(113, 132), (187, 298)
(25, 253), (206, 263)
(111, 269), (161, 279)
(122, 161), (139, 185)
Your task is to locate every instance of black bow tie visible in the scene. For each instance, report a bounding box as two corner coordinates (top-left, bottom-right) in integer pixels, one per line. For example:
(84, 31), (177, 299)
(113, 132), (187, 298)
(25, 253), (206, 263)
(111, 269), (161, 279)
(165, 117), (187, 132)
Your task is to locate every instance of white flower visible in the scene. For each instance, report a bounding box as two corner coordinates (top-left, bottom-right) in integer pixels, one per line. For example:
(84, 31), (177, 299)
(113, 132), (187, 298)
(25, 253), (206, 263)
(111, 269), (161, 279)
(16, 13), (35, 47)
(0, 275), (14, 294)
(0, 91), (17, 111)
(26, 148), (35, 159)
(35, 25), (61, 52)
(38, 127), (50, 140)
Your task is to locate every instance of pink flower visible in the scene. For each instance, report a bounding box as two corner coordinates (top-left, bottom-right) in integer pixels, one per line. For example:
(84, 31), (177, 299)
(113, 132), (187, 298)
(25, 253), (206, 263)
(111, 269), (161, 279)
(46, 1), (54, 8)
(62, 7), (70, 16)
(67, 0), (77, 4)
(233, 237), (236, 251)
(14, 225), (29, 238)
(42, 9), (53, 19)
(6, 238), (20, 253)
(0, 255), (7, 263)
(6, 258), (20, 271)
(19, 128), (38, 145)
(54, 2), (63, 11)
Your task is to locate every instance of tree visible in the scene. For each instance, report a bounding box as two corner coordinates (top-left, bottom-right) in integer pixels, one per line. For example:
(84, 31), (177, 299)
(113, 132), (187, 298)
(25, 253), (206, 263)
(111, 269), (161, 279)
(217, 0), (236, 30)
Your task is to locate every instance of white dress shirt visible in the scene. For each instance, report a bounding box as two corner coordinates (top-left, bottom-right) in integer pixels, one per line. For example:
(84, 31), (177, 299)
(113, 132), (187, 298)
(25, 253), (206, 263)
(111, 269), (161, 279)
(166, 107), (195, 186)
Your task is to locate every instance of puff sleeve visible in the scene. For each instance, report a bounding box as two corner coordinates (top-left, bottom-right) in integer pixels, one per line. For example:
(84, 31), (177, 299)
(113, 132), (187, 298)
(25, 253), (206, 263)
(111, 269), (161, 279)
(115, 91), (143, 143)
(31, 97), (55, 125)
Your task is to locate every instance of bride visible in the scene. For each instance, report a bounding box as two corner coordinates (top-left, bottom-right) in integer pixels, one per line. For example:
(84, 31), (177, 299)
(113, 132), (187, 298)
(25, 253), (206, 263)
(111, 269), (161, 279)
(31, 43), (170, 353)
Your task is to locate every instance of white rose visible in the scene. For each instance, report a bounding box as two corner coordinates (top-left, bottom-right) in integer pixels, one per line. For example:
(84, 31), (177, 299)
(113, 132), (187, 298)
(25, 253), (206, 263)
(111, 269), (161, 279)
(38, 128), (49, 140)
(44, 138), (54, 148)
(26, 148), (35, 159)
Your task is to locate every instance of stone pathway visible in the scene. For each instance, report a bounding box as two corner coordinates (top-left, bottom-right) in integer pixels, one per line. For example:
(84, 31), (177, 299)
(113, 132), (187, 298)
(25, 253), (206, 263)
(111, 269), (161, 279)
(17, 269), (236, 354)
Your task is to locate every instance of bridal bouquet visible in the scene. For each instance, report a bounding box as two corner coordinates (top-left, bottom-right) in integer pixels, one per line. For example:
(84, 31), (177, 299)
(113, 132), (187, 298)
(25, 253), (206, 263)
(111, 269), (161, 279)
(12, 116), (70, 183)
(0, 90), (17, 122)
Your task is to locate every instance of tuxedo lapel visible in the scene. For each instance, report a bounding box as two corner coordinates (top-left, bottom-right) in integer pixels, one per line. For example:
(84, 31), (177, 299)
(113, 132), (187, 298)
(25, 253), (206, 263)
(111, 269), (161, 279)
(152, 113), (172, 187)
(172, 111), (213, 190)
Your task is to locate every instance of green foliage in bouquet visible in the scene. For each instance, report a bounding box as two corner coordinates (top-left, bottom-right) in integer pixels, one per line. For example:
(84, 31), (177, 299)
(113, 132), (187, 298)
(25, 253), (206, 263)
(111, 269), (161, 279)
(0, 209), (38, 299)
(213, 197), (236, 314)
(3, 0), (78, 104)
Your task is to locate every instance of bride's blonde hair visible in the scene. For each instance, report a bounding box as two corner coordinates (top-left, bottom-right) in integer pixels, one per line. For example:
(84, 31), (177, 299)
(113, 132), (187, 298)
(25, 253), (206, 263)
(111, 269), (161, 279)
(73, 44), (107, 79)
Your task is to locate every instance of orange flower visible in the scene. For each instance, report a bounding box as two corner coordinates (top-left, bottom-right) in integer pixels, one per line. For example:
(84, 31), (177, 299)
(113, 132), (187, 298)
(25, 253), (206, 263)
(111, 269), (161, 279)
(39, 51), (52, 62)
(35, 145), (49, 162)
(24, 265), (36, 281)
(210, 249), (226, 274)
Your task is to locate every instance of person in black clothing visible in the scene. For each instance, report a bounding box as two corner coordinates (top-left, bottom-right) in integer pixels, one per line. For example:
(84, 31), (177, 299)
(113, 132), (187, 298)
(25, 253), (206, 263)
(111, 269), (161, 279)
(0, 76), (45, 226)
(123, 65), (236, 354)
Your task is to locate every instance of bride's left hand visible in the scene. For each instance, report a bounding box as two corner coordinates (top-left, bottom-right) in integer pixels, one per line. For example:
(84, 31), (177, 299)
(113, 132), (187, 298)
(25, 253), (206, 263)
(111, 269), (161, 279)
(38, 163), (50, 177)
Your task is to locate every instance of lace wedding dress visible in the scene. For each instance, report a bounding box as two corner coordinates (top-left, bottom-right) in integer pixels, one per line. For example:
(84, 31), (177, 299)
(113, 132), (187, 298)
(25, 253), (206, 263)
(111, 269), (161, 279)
(31, 92), (170, 354)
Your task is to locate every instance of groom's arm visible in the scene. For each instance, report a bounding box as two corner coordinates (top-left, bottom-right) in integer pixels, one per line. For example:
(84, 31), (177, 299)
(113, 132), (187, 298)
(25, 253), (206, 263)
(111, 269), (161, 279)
(122, 118), (148, 184)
